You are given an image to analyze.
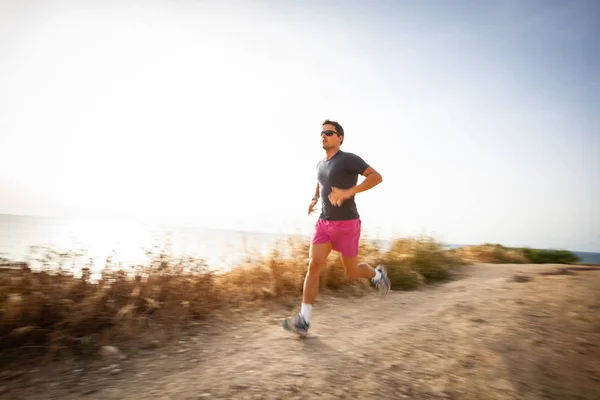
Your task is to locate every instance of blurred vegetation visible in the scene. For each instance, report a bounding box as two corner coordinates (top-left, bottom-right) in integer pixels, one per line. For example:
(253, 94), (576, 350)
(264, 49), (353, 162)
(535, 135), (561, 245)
(456, 243), (580, 265)
(0, 235), (580, 359)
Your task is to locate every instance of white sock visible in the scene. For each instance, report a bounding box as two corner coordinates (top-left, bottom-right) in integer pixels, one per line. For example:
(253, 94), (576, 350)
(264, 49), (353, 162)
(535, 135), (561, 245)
(373, 269), (382, 282)
(300, 303), (312, 324)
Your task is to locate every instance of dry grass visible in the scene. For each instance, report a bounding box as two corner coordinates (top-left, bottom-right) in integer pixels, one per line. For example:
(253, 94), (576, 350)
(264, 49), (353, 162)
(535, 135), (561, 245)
(456, 244), (580, 265)
(0, 235), (463, 360)
(458, 243), (530, 264)
(380, 236), (469, 289)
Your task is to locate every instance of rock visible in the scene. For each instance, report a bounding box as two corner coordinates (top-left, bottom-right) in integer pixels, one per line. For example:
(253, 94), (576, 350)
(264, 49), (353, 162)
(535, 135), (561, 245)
(512, 274), (533, 283)
(577, 337), (593, 346)
(470, 318), (487, 324)
(143, 340), (160, 349)
(110, 369), (122, 375)
(427, 382), (447, 396)
(99, 346), (126, 360)
(5, 370), (25, 380)
(490, 378), (514, 392)
(388, 362), (402, 371)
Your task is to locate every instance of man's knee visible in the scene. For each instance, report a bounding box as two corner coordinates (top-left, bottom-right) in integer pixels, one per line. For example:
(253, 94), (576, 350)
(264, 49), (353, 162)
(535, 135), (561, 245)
(307, 258), (325, 276)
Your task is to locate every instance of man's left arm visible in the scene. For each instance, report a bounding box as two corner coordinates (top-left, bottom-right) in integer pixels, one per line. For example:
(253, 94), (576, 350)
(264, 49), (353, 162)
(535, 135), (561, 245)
(329, 165), (383, 206)
(349, 166), (383, 196)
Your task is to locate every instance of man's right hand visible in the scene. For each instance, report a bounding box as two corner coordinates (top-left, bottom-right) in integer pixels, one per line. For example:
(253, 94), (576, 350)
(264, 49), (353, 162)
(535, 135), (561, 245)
(308, 198), (318, 215)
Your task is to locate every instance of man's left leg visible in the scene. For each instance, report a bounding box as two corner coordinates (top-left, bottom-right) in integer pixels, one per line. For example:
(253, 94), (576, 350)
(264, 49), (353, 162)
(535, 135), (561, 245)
(341, 256), (390, 296)
(337, 219), (391, 295)
(340, 255), (376, 279)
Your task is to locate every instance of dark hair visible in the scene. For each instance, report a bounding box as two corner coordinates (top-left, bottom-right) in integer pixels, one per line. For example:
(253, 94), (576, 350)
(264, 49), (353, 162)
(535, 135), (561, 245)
(322, 119), (344, 144)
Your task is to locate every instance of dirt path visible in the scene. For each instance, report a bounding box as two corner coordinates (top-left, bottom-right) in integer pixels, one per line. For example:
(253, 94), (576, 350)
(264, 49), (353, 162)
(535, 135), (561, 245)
(2, 263), (600, 399)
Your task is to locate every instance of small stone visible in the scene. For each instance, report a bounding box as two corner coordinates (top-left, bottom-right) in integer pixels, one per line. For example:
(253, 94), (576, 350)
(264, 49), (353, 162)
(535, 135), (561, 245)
(512, 274), (533, 283)
(490, 378), (514, 392)
(290, 372), (305, 376)
(99, 346), (126, 360)
(470, 318), (487, 324)
(577, 337), (592, 346)
(388, 363), (402, 371)
(198, 394), (212, 398)
(144, 340), (160, 349)
(9, 370), (25, 379)
(110, 369), (122, 375)
(428, 383), (446, 396)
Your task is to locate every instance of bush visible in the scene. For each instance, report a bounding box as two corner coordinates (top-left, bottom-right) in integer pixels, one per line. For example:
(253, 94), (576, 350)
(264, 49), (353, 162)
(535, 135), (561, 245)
(457, 244), (580, 265)
(386, 265), (424, 290)
(381, 236), (464, 287)
(520, 248), (580, 264)
(458, 244), (529, 264)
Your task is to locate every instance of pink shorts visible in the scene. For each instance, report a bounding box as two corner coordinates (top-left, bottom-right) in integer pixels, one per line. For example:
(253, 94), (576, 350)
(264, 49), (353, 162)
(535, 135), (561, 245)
(311, 218), (361, 257)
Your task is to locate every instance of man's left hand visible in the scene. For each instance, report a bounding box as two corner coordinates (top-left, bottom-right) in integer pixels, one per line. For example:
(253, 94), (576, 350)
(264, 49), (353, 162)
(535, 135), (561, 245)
(328, 187), (354, 206)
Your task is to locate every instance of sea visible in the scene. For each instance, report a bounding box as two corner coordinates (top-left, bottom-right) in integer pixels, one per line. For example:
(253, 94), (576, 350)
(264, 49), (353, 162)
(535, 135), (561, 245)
(1, 214), (599, 274)
(0, 213), (309, 274)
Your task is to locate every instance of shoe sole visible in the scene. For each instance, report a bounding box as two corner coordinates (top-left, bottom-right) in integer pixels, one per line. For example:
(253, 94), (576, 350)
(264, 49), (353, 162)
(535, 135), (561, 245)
(380, 278), (391, 297)
(376, 265), (391, 297)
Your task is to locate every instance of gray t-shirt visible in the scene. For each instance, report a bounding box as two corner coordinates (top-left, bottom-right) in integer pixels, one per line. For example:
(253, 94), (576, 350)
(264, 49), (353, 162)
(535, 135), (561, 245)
(316, 150), (370, 221)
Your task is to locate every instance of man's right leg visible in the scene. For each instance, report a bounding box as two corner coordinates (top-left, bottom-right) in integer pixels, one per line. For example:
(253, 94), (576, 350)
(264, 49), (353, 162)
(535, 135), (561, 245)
(302, 242), (332, 305)
(282, 242), (331, 335)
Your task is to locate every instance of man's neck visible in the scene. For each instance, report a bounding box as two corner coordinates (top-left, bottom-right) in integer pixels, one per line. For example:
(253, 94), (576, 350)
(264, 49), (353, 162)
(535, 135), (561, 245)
(325, 148), (341, 160)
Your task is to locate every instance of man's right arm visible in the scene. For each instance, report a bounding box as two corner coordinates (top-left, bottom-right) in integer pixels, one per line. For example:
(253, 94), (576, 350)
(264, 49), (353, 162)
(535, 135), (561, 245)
(308, 183), (320, 215)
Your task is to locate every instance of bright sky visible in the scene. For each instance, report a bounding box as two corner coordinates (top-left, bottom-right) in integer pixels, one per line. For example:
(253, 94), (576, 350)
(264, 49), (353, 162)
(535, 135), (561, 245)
(1, 0), (599, 251)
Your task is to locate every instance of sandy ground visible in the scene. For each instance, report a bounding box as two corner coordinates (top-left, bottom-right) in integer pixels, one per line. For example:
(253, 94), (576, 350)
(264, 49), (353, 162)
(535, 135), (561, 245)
(1, 263), (599, 400)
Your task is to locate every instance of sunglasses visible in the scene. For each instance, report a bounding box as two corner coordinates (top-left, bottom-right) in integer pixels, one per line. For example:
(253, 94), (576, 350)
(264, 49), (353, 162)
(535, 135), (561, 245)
(321, 130), (338, 137)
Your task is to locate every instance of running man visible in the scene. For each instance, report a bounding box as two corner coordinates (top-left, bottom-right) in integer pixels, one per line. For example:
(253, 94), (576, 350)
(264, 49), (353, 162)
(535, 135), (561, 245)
(282, 119), (390, 336)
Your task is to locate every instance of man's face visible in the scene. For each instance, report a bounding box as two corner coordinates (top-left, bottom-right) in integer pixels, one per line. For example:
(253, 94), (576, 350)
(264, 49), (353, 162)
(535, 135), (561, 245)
(321, 124), (342, 150)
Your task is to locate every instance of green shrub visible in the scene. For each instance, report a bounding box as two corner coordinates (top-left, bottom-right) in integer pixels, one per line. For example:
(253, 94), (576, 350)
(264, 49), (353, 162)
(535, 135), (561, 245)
(520, 248), (579, 264)
(386, 265), (424, 290)
(381, 236), (462, 287)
